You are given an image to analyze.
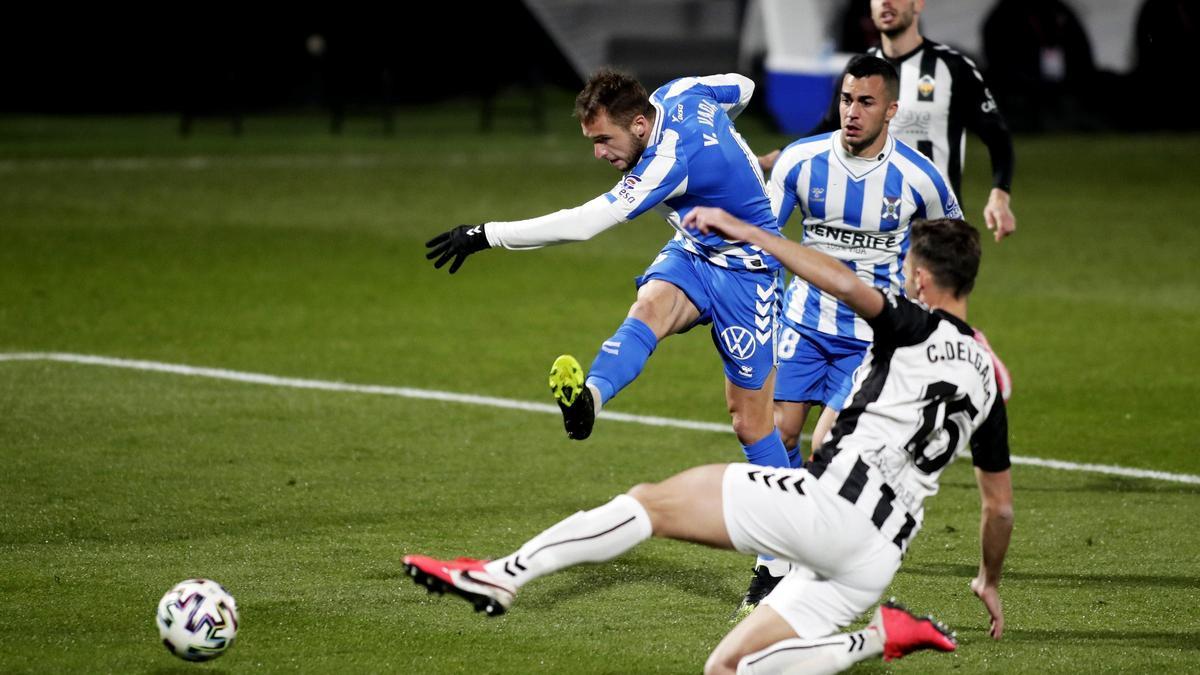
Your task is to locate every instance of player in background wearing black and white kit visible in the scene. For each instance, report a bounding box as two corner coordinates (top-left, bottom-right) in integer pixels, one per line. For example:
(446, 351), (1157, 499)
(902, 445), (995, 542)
(403, 213), (1013, 674)
(866, 0), (1016, 238)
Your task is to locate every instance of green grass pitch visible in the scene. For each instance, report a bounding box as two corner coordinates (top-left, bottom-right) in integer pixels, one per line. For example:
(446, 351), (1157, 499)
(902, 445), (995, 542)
(1, 100), (1198, 672)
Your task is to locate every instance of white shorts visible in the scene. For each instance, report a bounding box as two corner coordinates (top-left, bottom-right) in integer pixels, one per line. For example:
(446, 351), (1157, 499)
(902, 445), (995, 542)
(721, 463), (902, 638)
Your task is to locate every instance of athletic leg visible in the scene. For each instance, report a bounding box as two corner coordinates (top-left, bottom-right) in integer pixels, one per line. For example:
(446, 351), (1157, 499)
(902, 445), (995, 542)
(774, 325), (835, 469)
(774, 400), (812, 467)
(403, 464), (735, 615)
(551, 245), (705, 440)
(587, 279), (700, 404)
(808, 334), (868, 457)
(486, 463), (732, 589)
(809, 405), (838, 457)
(730, 601), (958, 674)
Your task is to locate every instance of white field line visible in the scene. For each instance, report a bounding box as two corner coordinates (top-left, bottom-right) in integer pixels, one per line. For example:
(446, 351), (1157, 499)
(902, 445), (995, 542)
(3, 351), (1198, 486)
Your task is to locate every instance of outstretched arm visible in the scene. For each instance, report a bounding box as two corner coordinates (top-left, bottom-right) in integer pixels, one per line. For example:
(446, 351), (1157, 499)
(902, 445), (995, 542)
(683, 207), (884, 320)
(424, 196), (623, 274)
(971, 467), (1013, 639)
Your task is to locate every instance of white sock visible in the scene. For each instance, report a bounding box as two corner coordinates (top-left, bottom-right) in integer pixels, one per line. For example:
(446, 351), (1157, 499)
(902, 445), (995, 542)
(585, 380), (604, 412)
(736, 629), (882, 675)
(757, 556), (792, 577)
(484, 494), (652, 589)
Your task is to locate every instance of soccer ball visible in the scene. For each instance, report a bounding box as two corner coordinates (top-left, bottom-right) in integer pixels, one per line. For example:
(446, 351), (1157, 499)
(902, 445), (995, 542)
(156, 578), (239, 662)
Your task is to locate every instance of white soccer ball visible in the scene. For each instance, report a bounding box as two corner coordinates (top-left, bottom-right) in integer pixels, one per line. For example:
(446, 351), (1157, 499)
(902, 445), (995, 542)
(156, 578), (239, 662)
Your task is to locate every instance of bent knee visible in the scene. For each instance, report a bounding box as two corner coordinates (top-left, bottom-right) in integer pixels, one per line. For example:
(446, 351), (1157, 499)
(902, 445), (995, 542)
(626, 482), (654, 503)
(703, 648), (738, 675)
(625, 483), (661, 533)
(776, 420), (802, 449)
(730, 414), (774, 446)
(774, 406), (809, 449)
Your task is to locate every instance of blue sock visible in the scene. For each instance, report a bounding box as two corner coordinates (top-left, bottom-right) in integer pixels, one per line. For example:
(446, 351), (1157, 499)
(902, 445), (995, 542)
(787, 445), (804, 469)
(586, 317), (658, 404)
(742, 428), (789, 469)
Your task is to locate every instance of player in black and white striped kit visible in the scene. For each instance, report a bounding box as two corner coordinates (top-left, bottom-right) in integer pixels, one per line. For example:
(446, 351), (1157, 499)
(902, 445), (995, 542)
(403, 213), (1012, 674)
(866, 0), (1016, 240)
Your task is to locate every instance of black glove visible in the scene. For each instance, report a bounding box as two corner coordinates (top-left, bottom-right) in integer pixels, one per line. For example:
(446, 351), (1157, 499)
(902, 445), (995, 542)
(425, 224), (490, 274)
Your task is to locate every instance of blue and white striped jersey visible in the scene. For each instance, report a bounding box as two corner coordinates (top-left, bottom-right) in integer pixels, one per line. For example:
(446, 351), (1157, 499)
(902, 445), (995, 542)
(603, 75), (782, 271)
(771, 130), (961, 341)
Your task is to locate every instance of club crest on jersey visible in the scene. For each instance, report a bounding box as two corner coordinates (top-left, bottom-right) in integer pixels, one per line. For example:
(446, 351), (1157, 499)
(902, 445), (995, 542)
(720, 326), (757, 361)
(810, 187), (825, 202)
(881, 196), (901, 221)
(918, 74), (936, 101)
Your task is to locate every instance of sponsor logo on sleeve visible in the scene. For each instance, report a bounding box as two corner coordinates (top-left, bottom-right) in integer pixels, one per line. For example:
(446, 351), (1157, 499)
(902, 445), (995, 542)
(945, 195), (962, 218)
(617, 174), (643, 204)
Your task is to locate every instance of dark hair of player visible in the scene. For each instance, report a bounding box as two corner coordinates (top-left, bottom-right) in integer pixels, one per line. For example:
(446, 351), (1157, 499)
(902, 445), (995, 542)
(844, 54), (900, 102)
(574, 69), (654, 128)
(910, 218), (981, 298)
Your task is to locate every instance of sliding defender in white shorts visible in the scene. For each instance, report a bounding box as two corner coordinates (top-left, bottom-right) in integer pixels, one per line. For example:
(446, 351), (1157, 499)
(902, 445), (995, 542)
(405, 212), (1012, 674)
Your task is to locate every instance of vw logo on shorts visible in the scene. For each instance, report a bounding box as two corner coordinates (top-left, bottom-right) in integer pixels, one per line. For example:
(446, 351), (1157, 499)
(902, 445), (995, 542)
(720, 326), (757, 361)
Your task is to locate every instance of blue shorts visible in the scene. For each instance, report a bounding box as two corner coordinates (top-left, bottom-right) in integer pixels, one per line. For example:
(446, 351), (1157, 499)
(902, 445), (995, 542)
(775, 322), (869, 410)
(636, 240), (780, 390)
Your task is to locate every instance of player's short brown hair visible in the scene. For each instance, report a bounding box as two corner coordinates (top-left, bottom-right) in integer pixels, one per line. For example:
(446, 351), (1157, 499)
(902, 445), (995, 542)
(574, 68), (654, 128)
(910, 218), (981, 298)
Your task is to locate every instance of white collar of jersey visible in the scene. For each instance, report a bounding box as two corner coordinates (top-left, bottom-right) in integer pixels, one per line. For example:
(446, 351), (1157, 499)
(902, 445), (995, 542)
(831, 131), (895, 180)
(649, 99), (665, 147)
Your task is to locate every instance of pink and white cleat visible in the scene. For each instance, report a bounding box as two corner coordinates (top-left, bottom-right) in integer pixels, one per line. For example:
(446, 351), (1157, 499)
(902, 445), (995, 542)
(402, 555), (516, 617)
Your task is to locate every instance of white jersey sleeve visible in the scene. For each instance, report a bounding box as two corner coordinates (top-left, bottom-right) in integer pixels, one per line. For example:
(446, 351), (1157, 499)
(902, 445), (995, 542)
(484, 196), (622, 250)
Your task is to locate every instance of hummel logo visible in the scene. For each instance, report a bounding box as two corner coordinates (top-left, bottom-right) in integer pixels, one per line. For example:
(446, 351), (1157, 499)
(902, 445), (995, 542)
(467, 226), (483, 236)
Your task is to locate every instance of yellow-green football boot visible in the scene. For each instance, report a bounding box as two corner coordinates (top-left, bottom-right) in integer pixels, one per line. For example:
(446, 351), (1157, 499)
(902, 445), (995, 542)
(548, 355), (595, 440)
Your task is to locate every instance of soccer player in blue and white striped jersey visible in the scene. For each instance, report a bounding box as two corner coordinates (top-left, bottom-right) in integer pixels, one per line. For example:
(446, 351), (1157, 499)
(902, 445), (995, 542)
(424, 70), (792, 479)
(770, 55), (962, 478)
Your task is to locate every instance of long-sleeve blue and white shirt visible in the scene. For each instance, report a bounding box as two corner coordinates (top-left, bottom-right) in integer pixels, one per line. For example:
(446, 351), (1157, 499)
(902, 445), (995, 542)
(771, 130), (962, 341)
(487, 74), (781, 271)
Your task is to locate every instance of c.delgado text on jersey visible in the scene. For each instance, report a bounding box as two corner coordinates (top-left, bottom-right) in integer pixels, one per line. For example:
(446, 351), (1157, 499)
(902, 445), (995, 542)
(926, 337), (993, 398)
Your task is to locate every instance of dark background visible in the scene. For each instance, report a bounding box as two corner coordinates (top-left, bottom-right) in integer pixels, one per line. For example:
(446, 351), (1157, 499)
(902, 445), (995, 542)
(1, 4), (580, 113)
(2, 1), (1195, 132)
